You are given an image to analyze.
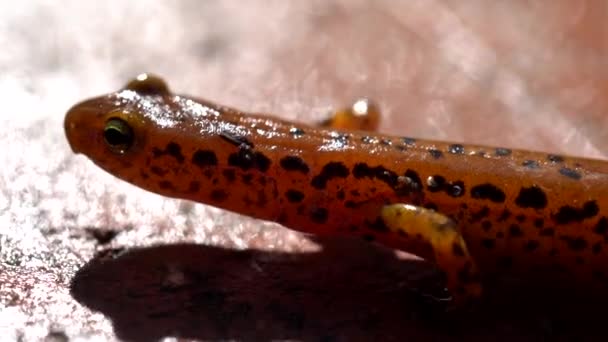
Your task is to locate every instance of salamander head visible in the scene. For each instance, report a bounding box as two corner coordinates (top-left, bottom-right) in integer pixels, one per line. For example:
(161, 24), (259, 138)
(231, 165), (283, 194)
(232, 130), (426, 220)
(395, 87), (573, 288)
(65, 73), (170, 166)
(64, 73), (222, 192)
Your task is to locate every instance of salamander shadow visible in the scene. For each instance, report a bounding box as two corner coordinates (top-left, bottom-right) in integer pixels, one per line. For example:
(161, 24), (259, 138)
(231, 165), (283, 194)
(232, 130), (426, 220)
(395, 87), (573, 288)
(71, 235), (608, 341)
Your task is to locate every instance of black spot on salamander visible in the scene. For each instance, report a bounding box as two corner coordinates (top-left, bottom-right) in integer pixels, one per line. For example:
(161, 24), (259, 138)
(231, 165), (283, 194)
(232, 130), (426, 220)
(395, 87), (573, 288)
(594, 217), (608, 237)
(515, 186), (547, 209)
(470, 206), (490, 223)
(592, 242), (602, 254)
(158, 180), (174, 190)
(515, 214), (526, 223)
(310, 207), (329, 224)
(523, 240), (540, 252)
(401, 169), (423, 193)
(285, 189), (305, 203)
(219, 131), (254, 148)
(539, 228), (555, 236)
(547, 154), (564, 163)
(522, 160), (540, 169)
(350, 190), (360, 197)
(228, 146), (271, 172)
(367, 218), (389, 233)
(534, 218), (544, 228)
(140, 171), (150, 179)
(559, 167), (582, 180)
(471, 183), (506, 203)
(426, 175), (445, 192)
(428, 149), (443, 159)
(402, 137), (416, 146)
(203, 169), (214, 179)
(210, 189), (229, 202)
(481, 220), (492, 232)
(362, 234), (376, 242)
(396, 230), (408, 238)
(508, 224), (524, 237)
(559, 236), (588, 251)
(192, 150), (218, 167)
(241, 173), (254, 185)
(336, 189), (345, 200)
(449, 181), (465, 197)
(448, 144), (465, 154)
(280, 156), (310, 174)
(352, 163), (400, 191)
(152, 142), (185, 163)
(424, 202), (438, 211)
(150, 166), (168, 176)
(496, 231), (505, 239)
(344, 200), (357, 209)
(289, 127), (305, 137)
(222, 169), (236, 183)
(481, 238), (495, 249)
(166, 142), (185, 163)
(425, 175), (465, 197)
(311, 162), (350, 189)
(495, 148), (512, 157)
(553, 200), (599, 225)
(498, 209), (511, 222)
(188, 181), (201, 193)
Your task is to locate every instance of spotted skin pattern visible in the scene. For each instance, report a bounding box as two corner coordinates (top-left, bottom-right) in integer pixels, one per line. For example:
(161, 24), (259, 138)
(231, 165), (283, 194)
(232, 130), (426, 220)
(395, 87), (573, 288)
(65, 74), (608, 309)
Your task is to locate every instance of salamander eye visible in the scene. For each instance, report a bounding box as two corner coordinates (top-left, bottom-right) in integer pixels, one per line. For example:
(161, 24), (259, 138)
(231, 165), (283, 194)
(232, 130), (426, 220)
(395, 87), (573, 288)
(124, 73), (170, 95)
(104, 118), (134, 154)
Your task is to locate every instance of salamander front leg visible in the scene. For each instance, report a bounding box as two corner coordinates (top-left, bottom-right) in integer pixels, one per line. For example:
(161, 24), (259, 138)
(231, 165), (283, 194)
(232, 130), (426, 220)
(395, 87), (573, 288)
(319, 98), (380, 132)
(380, 203), (483, 309)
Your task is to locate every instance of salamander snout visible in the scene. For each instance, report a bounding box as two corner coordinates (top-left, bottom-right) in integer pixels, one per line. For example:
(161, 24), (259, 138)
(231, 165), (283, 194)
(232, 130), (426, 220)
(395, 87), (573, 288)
(64, 96), (128, 157)
(64, 100), (93, 154)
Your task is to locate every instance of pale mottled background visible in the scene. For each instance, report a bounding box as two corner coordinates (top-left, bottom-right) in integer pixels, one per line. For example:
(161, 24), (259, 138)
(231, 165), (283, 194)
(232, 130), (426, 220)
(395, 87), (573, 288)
(2, 1), (608, 341)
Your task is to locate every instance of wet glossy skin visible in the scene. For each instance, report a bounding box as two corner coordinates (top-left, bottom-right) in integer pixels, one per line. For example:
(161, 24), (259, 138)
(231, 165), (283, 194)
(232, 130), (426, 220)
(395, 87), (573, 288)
(65, 74), (608, 308)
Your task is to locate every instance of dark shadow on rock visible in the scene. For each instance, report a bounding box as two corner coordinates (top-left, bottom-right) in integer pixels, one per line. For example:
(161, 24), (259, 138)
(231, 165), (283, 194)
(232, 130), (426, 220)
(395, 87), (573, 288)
(70, 234), (608, 341)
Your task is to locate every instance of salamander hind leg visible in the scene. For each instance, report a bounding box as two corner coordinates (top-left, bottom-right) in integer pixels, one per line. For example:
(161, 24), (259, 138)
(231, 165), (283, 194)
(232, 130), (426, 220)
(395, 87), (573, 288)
(380, 204), (482, 310)
(319, 98), (380, 131)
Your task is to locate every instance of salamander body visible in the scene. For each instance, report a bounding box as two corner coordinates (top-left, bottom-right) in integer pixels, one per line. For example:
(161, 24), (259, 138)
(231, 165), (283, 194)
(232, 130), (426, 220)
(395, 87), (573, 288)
(64, 74), (608, 307)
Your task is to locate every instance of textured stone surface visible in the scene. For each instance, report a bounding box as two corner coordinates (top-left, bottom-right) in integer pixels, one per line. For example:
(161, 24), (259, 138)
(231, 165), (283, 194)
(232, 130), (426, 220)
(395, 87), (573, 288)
(2, 1), (608, 340)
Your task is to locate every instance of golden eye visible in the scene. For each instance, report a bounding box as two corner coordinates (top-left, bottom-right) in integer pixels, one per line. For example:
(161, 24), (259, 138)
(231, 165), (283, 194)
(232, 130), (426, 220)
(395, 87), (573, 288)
(104, 118), (134, 154)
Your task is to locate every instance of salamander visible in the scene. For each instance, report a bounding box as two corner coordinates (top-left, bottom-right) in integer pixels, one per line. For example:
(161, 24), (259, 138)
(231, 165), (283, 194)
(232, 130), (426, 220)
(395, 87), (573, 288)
(64, 73), (608, 309)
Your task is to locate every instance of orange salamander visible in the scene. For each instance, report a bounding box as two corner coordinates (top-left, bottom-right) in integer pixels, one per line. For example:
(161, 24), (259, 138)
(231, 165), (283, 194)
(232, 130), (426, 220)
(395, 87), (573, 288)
(64, 73), (608, 309)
